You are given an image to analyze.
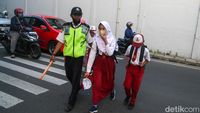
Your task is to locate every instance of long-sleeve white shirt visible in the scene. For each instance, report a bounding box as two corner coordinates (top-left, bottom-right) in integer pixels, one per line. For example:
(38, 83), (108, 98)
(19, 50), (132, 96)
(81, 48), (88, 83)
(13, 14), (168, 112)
(86, 36), (117, 73)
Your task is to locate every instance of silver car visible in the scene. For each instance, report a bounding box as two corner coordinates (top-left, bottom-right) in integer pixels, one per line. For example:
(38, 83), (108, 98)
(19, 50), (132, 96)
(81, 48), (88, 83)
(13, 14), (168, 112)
(0, 15), (10, 38)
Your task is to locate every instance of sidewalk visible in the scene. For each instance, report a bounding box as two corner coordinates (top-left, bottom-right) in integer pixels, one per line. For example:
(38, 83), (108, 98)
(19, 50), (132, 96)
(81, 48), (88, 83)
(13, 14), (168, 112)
(150, 52), (200, 67)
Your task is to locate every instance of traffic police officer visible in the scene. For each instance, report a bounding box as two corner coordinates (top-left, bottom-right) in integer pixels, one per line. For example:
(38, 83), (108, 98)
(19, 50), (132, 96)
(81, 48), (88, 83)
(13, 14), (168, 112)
(50, 7), (89, 112)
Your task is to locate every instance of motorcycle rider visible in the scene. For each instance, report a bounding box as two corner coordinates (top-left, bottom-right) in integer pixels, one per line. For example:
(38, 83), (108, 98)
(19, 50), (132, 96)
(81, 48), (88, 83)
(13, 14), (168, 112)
(10, 8), (28, 58)
(124, 22), (135, 40)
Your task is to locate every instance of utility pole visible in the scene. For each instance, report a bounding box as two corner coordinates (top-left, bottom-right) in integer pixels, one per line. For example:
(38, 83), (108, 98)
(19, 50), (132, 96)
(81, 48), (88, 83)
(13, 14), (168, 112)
(89, 0), (95, 25)
(55, 0), (58, 16)
(191, 0), (200, 58)
(136, 0), (142, 33)
(25, 0), (27, 15)
(115, 0), (120, 38)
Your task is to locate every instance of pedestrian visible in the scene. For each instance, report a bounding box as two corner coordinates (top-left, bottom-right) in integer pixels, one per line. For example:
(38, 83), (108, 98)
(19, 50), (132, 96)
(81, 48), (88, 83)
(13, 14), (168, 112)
(50, 7), (89, 112)
(85, 21), (117, 113)
(123, 34), (150, 110)
(83, 26), (97, 68)
(88, 26), (96, 44)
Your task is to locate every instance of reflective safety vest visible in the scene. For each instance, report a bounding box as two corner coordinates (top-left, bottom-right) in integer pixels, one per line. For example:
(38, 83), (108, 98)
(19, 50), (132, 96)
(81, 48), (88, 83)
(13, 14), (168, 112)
(63, 22), (89, 58)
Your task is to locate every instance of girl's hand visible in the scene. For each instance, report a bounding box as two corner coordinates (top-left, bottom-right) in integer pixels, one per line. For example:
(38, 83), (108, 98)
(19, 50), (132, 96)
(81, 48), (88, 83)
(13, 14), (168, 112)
(84, 72), (90, 78)
(100, 30), (107, 39)
(140, 60), (148, 67)
(101, 35), (108, 45)
(140, 62), (145, 67)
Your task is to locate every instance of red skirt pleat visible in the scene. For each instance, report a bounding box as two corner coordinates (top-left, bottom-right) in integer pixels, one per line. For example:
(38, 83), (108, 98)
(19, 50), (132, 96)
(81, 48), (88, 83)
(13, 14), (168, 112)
(91, 55), (115, 105)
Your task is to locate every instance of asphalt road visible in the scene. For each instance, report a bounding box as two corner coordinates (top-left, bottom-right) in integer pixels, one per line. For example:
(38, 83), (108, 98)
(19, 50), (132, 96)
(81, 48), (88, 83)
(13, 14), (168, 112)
(0, 45), (200, 113)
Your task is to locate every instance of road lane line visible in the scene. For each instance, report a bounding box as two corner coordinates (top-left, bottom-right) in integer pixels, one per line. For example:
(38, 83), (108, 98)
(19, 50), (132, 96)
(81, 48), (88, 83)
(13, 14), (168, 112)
(0, 72), (49, 95)
(0, 61), (67, 85)
(4, 57), (65, 76)
(152, 59), (200, 71)
(0, 91), (23, 108)
(0, 44), (3, 49)
(116, 57), (124, 60)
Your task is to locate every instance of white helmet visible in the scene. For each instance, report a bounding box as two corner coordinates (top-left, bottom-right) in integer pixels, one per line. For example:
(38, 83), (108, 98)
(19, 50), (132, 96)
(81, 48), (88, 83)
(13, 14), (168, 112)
(2, 10), (8, 16)
(2, 10), (8, 18)
(133, 34), (144, 47)
(90, 26), (96, 31)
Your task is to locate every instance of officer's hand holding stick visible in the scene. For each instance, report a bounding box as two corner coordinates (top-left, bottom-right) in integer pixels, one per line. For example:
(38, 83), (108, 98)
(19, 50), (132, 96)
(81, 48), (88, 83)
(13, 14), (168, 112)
(39, 42), (63, 80)
(40, 60), (54, 80)
(50, 41), (63, 62)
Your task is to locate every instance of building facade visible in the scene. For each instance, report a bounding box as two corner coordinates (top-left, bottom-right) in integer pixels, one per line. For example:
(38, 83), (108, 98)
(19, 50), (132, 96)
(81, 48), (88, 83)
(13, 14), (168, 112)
(1, 0), (200, 60)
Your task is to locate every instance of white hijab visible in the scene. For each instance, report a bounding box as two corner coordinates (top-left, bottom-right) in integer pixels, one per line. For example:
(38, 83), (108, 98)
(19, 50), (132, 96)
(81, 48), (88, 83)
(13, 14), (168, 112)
(96, 21), (117, 53)
(86, 21), (117, 72)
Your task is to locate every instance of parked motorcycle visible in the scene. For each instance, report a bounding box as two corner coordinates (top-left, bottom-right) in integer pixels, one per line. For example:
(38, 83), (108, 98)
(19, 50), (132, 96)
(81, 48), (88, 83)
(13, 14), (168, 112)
(0, 27), (41, 59)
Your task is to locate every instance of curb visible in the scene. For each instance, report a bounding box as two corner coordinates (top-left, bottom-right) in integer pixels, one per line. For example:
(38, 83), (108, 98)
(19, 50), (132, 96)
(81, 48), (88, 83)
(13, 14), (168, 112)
(150, 53), (200, 67)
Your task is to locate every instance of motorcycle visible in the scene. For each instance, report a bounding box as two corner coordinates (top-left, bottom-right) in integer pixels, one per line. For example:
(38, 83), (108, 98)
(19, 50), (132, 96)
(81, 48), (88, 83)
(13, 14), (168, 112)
(117, 38), (132, 55)
(0, 27), (41, 59)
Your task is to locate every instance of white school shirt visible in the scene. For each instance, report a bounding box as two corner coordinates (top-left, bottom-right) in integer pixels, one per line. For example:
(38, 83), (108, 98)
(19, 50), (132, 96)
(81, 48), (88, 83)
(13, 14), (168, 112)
(125, 45), (151, 65)
(86, 36), (117, 73)
(56, 31), (65, 43)
(88, 35), (96, 44)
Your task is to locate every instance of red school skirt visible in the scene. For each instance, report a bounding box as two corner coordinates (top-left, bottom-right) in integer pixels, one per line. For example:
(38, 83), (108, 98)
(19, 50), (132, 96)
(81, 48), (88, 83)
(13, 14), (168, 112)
(91, 55), (115, 104)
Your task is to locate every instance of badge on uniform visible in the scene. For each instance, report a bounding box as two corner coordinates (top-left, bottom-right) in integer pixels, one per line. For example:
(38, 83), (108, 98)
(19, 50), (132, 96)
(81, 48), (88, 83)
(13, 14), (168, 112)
(64, 26), (70, 35)
(82, 25), (89, 35)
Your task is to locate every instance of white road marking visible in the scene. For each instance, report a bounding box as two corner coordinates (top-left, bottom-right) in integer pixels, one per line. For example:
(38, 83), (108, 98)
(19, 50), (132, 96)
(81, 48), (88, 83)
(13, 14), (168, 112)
(116, 57), (124, 60)
(0, 72), (49, 95)
(4, 57), (65, 76)
(0, 60), (67, 85)
(0, 91), (23, 108)
(0, 43), (3, 49)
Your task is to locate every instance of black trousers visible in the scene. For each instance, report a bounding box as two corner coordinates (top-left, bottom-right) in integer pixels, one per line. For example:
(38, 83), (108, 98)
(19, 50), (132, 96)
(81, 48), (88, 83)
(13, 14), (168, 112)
(64, 56), (84, 106)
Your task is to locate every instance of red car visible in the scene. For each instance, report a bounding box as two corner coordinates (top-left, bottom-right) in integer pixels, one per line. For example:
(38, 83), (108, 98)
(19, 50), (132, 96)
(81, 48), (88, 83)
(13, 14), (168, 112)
(24, 15), (66, 54)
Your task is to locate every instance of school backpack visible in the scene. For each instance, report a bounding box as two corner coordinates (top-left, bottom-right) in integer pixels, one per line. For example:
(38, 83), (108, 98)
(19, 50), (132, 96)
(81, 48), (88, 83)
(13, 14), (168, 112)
(128, 45), (147, 67)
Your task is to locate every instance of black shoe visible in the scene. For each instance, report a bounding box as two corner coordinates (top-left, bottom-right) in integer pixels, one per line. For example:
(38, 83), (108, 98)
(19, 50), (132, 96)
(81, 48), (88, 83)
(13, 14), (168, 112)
(11, 54), (15, 58)
(127, 103), (135, 110)
(110, 90), (116, 101)
(64, 104), (73, 112)
(89, 105), (98, 113)
(123, 96), (130, 105)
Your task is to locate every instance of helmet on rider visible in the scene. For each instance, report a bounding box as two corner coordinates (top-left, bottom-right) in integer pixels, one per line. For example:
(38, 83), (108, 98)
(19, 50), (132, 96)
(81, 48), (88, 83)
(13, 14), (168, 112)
(14, 8), (23, 17)
(2, 10), (8, 17)
(126, 22), (133, 28)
